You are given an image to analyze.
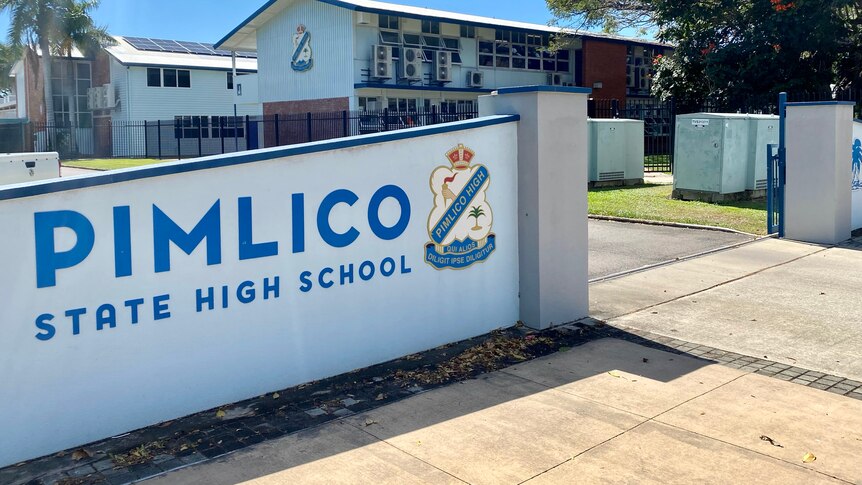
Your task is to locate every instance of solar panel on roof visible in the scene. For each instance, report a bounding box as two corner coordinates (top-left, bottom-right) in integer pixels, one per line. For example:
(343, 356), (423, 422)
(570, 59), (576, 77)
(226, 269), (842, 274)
(124, 36), (257, 59)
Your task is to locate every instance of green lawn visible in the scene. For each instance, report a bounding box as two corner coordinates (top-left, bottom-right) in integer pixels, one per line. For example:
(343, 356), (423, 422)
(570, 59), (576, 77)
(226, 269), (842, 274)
(589, 184), (768, 235)
(62, 158), (169, 171)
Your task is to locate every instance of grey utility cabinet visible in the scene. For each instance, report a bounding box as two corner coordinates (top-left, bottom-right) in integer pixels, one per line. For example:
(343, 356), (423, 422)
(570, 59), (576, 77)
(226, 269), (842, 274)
(588, 118), (644, 185)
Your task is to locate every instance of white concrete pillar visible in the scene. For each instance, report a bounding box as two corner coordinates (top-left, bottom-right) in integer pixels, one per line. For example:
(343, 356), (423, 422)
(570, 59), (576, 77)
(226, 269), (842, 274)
(785, 102), (854, 245)
(479, 86), (590, 329)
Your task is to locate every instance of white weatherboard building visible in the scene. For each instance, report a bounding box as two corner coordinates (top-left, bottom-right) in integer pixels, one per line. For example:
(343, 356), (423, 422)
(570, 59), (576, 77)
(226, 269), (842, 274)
(9, 37), (263, 157)
(214, 0), (670, 120)
(104, 36), (262, 123)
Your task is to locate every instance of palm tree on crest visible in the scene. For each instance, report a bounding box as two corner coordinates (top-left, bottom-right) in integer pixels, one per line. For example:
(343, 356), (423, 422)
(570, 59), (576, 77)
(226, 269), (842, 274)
(469, 205), (485, 231)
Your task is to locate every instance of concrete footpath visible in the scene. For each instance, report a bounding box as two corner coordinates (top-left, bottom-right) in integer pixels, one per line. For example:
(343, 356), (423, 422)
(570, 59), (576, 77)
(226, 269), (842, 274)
(151, 337), (862, 485)
(147, 236), (862, 485)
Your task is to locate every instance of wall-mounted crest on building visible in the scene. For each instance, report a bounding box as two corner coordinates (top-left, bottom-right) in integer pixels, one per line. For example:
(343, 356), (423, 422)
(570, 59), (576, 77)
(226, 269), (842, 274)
(426, 144), (496, 270)
(291, 24), (313, 72)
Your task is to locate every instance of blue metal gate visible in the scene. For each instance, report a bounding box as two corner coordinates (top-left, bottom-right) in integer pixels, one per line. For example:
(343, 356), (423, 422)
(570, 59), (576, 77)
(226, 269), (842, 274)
(767, 92), (787, 236)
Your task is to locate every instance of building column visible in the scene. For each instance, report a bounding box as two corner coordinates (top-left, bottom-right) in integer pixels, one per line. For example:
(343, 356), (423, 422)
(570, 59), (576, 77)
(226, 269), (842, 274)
(479, 86), (591, 330)
(785, 101), (854, 245)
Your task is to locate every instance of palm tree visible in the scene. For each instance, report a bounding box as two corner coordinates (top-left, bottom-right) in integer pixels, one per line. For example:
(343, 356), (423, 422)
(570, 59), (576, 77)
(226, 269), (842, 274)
(1, 0), (111, 132)
(469, 205), (485, 231)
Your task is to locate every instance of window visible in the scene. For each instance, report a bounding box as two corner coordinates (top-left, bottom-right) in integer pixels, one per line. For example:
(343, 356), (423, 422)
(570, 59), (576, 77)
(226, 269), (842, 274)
(379, 14), (399, 30)
(387, 97), (418, 111)
(460, 25), (475, 38)
(227, 72), (233, 90)
(359, 96), (380, 111)
(163, 69), (177, 87)
(486, 29), (571, 73)
(626, 45), (657, 95)
(158, 68), (191, 88)
(403, 33), (422, 47)
(147, 68), (161, 87)
(379, 31), (400, 45)
(178, 70), (191, 88)
(422, 20), (440, 34)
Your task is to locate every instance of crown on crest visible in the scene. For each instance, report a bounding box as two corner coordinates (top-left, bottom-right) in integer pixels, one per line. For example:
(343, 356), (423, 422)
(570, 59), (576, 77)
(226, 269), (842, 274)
(446, 144), (475, 170)
(296, 24), (307, 34)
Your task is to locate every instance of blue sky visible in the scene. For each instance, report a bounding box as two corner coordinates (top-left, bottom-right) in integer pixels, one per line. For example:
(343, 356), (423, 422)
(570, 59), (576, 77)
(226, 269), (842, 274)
(0, 0), (561, 44)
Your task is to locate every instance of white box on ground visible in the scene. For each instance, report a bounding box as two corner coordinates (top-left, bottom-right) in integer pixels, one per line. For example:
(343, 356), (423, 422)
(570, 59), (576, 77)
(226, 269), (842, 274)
(747, 115), (779, 191)
(588, 119), (644, 183)
(0, 152), (60, 185)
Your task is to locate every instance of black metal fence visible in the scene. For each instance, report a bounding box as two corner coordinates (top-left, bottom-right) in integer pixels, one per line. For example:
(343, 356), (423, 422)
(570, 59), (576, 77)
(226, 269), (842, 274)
(23, 106), (479, 160)
(590, 97), (676, 172)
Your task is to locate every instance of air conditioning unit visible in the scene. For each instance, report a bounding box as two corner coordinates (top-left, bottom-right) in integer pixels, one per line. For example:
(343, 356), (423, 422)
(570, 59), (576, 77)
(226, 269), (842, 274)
(356, 12), (372, 25)
(400, 47), (423, 81)
(102, 84), (116, 108)
(467, 71), (484, 88)
(86, 84), (117, 110)
(87, 87), (100, 110)
(548, 73), (563, 86)
(372, 44), (393, 79)
(433, 51), (452, 83)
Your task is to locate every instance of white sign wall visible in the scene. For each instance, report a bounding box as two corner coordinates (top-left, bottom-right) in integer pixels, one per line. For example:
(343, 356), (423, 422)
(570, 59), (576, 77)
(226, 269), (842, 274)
(0, 119), (520, 467)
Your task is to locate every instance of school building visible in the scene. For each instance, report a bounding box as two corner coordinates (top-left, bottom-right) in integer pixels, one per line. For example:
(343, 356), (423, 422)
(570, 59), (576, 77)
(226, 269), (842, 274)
(213, 0), (672, 118)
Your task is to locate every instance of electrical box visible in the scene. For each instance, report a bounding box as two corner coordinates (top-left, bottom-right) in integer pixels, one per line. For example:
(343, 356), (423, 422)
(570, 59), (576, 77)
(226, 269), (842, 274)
(747, 114), (779, 191)
(0, 152), (60, 186)
(674, 113), (751, 196)
(588, 119), (645, 184)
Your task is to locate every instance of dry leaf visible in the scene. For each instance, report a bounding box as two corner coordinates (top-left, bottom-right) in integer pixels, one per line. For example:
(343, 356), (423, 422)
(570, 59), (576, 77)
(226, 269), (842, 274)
(802, 452), (816, 463)
(608, 371), (622, 378)
(179, 444), (189, 452)
(272, 392), (280, 399)
(216, 409), (226, 418)
(71, 449), (91, 461)
(364, 418), (378, 427)
(375, 393), (385, 401)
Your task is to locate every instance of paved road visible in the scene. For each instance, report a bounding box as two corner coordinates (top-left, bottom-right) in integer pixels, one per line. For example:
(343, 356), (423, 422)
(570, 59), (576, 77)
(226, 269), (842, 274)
(588, 219), (756, 280)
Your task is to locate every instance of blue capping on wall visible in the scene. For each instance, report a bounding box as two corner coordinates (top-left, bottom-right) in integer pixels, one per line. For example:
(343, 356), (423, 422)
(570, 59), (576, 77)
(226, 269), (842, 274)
(495, 85), (593, 95)
(354, 83), (493, 94)
(0, 115), (520, 202)
(785, 101), (856, 107)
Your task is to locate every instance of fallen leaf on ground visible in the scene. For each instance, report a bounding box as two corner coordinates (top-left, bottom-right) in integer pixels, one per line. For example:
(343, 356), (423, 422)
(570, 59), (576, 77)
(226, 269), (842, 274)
(760, 435), (784, 448)
(802, 452), (816, 463)
(215, 409), (226, 418)
(71, 449), (91, 461)
(272, 392), (280, 399)
(375, 393), (385, 401)
(364, 418), (378, 426)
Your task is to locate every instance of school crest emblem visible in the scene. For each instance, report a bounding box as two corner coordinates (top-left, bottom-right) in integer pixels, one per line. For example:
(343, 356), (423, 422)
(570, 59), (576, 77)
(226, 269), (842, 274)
(291, 24), (313, 72)
(853, 138), (862, 190)
(426, 144), (496, 270)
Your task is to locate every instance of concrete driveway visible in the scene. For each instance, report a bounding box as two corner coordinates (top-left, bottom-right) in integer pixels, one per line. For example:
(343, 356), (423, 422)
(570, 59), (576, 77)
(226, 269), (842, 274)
(588, 219), (756, 280)
(59, 165), (98, 177)
(592, 237), (862, 381)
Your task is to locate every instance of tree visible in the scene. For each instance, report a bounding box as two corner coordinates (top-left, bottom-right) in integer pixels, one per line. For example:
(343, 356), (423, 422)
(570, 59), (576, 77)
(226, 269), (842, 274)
(548, 0), (857, 108)
(1, 0), (111, 128)
(469, 205), (485, 231)
(0, 42), (18, 98)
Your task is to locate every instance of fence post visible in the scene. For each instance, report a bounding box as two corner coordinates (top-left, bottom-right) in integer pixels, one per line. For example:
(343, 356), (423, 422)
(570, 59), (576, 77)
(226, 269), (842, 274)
(198, 118), (203, 158)
(274, 114), (280, 147)
(144, 121), (149, 158)
(383, 108), (390, 131)
(245, 115), (251, 150)
(342, 110), (348, 137)
(431, 105), (437, 125)
(177, 119), (182, 161)
(306, 112), (312, 142)
(220, 117), (225, 154)
(157, 120), (162, 160)
(611, 99), (620, 119)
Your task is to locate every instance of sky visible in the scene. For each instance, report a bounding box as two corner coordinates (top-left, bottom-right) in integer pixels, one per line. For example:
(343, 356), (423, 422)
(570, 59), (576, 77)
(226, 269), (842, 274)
(0, 0), (562, 45)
